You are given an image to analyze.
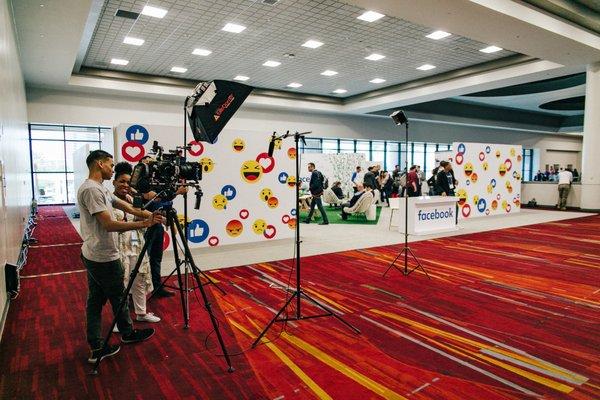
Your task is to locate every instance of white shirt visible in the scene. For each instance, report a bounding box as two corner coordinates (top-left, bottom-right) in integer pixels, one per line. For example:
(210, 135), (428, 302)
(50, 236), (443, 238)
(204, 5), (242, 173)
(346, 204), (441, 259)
(558, 170), (573, 185)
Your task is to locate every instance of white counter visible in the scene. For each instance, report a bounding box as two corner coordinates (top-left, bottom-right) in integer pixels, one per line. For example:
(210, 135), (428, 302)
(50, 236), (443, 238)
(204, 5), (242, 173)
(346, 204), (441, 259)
(391, 196), (460, 235)
(521, 182), (581, 208)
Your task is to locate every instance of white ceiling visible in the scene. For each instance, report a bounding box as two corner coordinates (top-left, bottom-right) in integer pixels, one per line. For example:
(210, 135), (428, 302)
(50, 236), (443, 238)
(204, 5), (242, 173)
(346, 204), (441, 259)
(81, 0), (516, 97)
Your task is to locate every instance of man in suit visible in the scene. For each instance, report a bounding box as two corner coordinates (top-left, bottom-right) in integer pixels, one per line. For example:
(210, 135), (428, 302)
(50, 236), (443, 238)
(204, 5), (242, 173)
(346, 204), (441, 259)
(304, 163), (329, 225)
(340, 183), (368, 220)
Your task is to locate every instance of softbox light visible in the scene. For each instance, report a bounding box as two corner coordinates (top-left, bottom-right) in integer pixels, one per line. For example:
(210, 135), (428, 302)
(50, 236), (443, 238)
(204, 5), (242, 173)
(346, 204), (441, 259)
(185, 80), (253, 144)
(390, 110), (408, 126)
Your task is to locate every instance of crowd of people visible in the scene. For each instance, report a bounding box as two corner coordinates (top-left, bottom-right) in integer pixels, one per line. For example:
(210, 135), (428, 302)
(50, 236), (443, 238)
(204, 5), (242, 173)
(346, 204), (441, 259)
(534, 166), (580, 182)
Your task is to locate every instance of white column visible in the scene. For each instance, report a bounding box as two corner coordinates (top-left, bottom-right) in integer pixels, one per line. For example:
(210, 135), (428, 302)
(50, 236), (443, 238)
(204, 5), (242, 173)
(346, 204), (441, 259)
(580, 62), (600, 210)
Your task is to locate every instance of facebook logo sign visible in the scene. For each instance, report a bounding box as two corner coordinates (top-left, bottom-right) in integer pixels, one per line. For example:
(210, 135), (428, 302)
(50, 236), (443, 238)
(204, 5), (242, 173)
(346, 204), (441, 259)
(418, 208), (453, 221)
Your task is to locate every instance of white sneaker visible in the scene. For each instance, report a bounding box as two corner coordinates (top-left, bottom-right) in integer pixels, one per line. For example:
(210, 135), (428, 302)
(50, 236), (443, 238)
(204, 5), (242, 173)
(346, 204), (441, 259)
(136, 313), (161, 323)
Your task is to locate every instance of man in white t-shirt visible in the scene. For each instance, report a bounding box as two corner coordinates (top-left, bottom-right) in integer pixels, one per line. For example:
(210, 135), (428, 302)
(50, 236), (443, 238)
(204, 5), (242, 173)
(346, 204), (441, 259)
(557, 168), (573, 211)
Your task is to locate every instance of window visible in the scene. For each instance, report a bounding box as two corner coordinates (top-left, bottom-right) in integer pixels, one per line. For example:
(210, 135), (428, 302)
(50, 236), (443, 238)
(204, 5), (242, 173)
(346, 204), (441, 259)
(339, 140), (354, 153)
(356, 141), (370, 160)
(424, 143), (436, 175)
(30, 124), (107, 205)
(413, 143), (425, 169)
(522, 149), (534, 181)
(300, 138), (321, 153)
(372, 141), (385, 167)
(385, 142), (399, 171)
(322, 139), (338, 154)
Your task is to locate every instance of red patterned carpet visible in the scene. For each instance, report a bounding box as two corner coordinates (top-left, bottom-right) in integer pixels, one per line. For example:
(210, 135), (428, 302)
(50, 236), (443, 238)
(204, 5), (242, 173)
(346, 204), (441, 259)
(1, 207), (599, 399)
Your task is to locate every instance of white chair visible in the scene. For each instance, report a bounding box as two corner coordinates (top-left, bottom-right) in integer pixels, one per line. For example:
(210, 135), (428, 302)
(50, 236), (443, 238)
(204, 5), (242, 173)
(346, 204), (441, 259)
(342, 192), (374, 219)
(323, 187), (344, 207)
(388, 197), (400, 230)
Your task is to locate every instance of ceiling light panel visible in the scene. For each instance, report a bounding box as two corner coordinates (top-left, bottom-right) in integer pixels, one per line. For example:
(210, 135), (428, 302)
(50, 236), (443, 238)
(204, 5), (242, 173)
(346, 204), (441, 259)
(417, 64), (436, 70)
(234, 75), (250, 81)
(263, 60), (281, 67)
(222, 23), (246, 33)
(480, 45), (503, 53)
(321, 70), (338, 76)
(85, 0), (518, 97)
(333, 89), (347, 94)
(369, 78), (386, 83)
(123, 36), (144, 46)
(365, 53), (385, 61)
(170, 66), (187, 73)
(357, 11), (384, 22)
(302, 40), (324, 49)
(141, 5), (167, 18)
(192, 48), (212, 56)
(426, 30), (451, 40)
(110, 58), (128, 65)
(287, 82), (302, 88)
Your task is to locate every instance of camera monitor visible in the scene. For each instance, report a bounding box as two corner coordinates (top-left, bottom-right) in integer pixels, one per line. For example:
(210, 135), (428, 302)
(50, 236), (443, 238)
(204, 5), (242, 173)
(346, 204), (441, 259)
(185, 80), (253, 144)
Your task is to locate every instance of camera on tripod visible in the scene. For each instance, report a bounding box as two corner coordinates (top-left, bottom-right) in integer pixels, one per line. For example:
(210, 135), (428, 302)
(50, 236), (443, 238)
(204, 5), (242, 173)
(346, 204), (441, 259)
(130, 140), (203, 208)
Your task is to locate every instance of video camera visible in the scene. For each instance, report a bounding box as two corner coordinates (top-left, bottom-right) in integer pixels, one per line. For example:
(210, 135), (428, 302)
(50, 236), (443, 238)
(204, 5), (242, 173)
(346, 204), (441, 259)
(130, 141), (202, 207)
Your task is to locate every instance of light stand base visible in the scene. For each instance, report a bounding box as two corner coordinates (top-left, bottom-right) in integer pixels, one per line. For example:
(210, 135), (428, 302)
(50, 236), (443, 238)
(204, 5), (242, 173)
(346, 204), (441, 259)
(383, 246), (430, 278)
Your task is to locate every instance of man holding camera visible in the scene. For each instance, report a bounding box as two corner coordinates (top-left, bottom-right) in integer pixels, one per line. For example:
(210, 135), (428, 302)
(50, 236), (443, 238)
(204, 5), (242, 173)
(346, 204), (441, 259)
(78, 150), (163, 363)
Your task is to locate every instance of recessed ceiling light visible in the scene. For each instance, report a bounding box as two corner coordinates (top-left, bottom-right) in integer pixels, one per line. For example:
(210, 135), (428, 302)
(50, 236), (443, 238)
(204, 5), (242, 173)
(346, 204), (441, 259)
(369, 78), (386, 84)
(321, 70), (338, 76)
(365, 53), (385, 61)
(141, 5), (167, 18)
(234, 75), (250, 81)
(192, 48), (212, 56)
(480, 45), (503, 53)
(287, 82), (302, 88)
(263, 60), (281, 67)
(302, 40), (323, 49)
(426, 30), (451, 40)
(110, 58), (129, 66)
(123, 36), (144, 46)
(333, 89), (347, 94)
(416, 64), (436, 70)
(357, 10), (385, 22)
(170, 66), (187, 73)
(222, 23), (246, 33)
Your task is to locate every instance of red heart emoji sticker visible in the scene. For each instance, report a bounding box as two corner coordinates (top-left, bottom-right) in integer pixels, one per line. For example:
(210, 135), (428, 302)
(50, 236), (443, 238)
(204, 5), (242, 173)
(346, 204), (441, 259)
(121, 141), (145, 162)
(281, 215), (290, 224)
(478, 152), (485, 161)
(208, 236), (219, 246)
(263, 224), (276, 239)
(506, 204), (512, 213)
(188, 140), (204, 157)
(461, 203), (471, 218)
(504, 158), (512, 171)
(255, 152), (275, 173)
(239, 209), (249, 219)
(455, 153), (464, 165)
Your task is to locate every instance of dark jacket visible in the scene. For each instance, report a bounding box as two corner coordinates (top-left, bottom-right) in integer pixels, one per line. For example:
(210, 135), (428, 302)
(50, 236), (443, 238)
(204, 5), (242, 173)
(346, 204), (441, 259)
(332, 186), (344, 199)
(363, 171), (377, 189)
(348, 191), (365, 207)
(309, 170), (324, 196)
(435, 169), (455, 195)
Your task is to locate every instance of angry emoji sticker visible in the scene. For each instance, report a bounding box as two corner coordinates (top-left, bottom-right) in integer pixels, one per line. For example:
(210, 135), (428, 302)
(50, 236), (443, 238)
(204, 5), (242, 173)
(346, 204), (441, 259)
(225, 220), (243, 237)
(267, 197), (279, 209)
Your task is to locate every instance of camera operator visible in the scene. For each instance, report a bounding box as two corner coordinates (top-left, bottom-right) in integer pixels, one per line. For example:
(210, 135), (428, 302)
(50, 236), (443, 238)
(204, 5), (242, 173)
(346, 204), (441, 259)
(78, 150), (163, 363)
(139, 156), (188, 297)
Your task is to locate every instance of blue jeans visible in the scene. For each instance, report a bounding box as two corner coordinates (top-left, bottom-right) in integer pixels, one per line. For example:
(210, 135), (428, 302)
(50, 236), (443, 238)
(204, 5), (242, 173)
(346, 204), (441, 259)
(307, 196), (329, 223)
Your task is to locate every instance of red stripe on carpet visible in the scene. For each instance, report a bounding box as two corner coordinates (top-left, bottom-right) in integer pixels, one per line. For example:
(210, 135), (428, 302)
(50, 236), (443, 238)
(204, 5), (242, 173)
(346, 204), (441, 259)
(1, 213), (599, 399)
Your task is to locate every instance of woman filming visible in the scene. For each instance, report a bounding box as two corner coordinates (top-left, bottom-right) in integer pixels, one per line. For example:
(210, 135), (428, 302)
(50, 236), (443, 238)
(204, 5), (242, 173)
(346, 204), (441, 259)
(112, 162), (161, 326)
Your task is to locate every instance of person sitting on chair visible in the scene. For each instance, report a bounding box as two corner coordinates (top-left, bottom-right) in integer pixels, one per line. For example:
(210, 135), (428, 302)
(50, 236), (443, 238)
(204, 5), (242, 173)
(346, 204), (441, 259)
(331, 181), (344, 199)
(340, 183), (370, 220)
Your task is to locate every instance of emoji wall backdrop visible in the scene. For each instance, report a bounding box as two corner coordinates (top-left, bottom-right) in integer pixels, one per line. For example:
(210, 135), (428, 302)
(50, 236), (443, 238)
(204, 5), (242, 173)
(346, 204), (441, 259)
(452, 142), (522, 219)
(117, 124), (296, 248)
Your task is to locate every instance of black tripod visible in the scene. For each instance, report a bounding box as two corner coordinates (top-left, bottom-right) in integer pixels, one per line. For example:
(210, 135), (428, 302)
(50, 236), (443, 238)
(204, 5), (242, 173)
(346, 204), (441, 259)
(91, 205), (233, 374)
(252, 131), (360, 347)
(384, 112), (430, 279)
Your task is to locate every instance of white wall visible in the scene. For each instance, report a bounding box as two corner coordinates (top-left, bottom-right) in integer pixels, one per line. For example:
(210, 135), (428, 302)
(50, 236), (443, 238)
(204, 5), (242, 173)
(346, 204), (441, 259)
(0, 0), (32, 335)
(26, 88), (582, 160)
(522, 182), (581, 208)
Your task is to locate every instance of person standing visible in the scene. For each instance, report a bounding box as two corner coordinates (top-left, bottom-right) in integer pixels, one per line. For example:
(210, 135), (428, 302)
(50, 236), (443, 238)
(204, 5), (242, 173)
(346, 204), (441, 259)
(78, 150), (161, 363)
(363, 166), (377, 189)
(351, 166), (364, 193)
(416, 165), (425, 196)
(557, 167), (573, 211)
(406, 165), (419, 197)
(435, 161), (456, 196)
(304, 162), (329, 225)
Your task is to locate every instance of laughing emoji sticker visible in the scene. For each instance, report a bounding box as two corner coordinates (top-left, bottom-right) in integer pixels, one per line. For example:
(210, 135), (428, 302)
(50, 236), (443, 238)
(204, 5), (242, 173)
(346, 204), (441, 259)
(499, 163), (507, 176)
(241, 160), (262, 183)
(505, 181), (513, 194)
(286, 175), (296, 188)
(232, 138), (245, 152)
(457, 188), (467, 206)
(200, 157), (214, 173)
(464, 162), (474, 177)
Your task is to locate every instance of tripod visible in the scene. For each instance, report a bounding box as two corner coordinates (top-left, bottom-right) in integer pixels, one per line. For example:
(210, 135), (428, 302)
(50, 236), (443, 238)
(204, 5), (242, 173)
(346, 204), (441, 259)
(91, 205), (233, 374)
(252, 131), (360, 347)
(383, 114), (430, 279)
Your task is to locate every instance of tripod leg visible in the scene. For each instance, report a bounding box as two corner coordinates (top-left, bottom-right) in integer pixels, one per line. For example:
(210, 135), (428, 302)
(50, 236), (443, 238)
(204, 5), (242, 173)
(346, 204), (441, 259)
(405, 247), (431, 279)
(90, 238), (152, 375)
(251, 292), (299, 348)
(383, 248), (406, 277)
(168, 218), (189, 328)
(171, 211), (234, 372)
(300, 291), (361, 334)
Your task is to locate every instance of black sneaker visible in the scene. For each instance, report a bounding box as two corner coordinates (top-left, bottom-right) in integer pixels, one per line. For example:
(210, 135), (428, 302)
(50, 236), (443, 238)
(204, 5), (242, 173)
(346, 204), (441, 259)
(153, 288), (175, 298)
(121, 328), (155, 344)
(303, 219), (310, 224)
(318, 222), (329, 225)
(87, 344), (120, 364)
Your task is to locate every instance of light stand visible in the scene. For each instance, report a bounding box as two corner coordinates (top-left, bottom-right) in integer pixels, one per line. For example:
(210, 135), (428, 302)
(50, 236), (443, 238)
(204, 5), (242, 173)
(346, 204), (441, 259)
(384, 111), (430, 279)
(91, 204), (233, 374)
(252, 131), (360, 347)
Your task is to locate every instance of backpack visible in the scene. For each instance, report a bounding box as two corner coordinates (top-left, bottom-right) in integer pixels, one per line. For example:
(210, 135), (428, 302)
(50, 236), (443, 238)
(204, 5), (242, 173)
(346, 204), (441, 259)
(320, 172), (329, 189)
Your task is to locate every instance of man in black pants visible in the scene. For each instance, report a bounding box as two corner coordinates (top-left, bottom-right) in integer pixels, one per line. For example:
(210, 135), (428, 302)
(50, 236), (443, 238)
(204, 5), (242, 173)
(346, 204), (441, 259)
(304, 162), (329, 225)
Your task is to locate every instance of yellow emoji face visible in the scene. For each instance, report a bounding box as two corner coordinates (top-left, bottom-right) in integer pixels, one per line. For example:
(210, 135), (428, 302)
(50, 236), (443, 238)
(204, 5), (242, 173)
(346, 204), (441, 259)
(499, 163), (507, 176)
(212, 194), (228, 210)
(495, 150), (501, 158)
(267, 196), (279, 208)
(505, 181), (513, 193)
(286, 175), (296, 188)
(232, 138), (245, 152)
(252, 219), (267, 234)
(260, 188), (273, 202)
(487, 184), (493, 194)
(457, 188), (467, 206)
(482, 161), (489, 171)
(510, 148), (516, 157)
(464, 162), (473, 176)
(473, 195), (480, 205)
(502, 199), (508, 210)
(200, 157), (214, 173)
(274, 137), (282, 150)
(240, 160), (262, 183)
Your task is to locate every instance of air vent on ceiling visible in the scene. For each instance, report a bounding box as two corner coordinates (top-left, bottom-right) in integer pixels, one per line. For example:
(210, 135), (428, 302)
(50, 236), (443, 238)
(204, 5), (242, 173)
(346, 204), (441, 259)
(262, 0), (280, 5)
(115, 9), (140, 20)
